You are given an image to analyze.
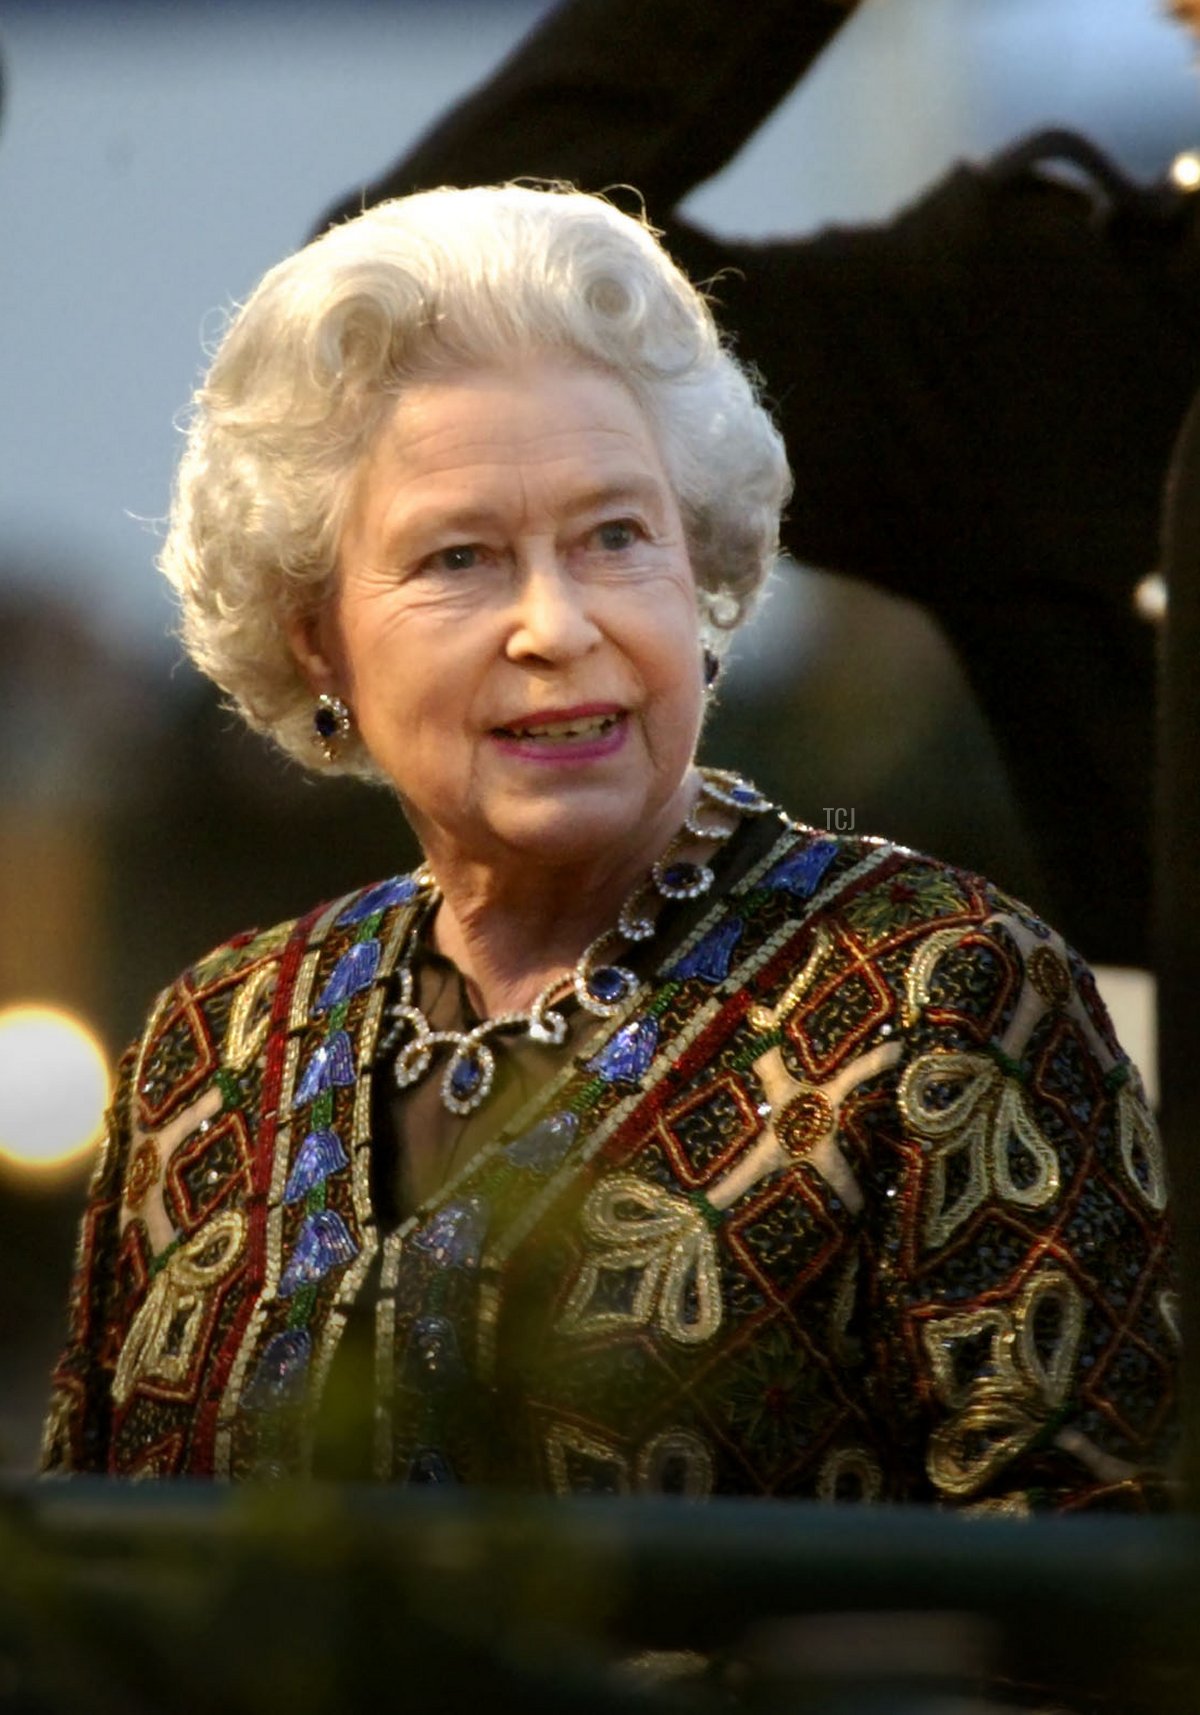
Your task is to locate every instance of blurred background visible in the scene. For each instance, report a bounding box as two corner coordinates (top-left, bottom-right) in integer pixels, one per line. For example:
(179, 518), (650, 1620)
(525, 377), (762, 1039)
(0, 0), (1195, 1472)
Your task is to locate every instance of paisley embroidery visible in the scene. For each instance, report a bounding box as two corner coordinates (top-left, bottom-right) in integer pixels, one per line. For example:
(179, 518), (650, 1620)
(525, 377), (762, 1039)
(113, 1210), (246, 1405)
(1116, 1082), (1168, 1212)
(560, 1175), (722, 1346)
(635, 1428), (715, 1497)
(817, 1445), (884, 1504)
(899, 1050), (1061, 1248)
(223, 963), (277, 1073)
(923, 1268), (1085, 1498)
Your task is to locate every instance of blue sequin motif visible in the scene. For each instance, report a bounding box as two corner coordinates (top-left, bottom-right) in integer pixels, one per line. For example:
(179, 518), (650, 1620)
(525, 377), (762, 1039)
(404, 1314), (467, 1389)
(407, 1447), (457, 1485)
(292, 1032), (356, 1107)
(667, 917), (744, 983)
(503, 1111), (580, 1173)
(412, 1197), (488, 1269)
(278, 1209), (359, 1295)
(336, 875), (420, 927)
(763, 840), (839, 899)
(314, 939), (382, 1012)
(242, 1329), (312, 1408)
(587, 1015), (659, 1083)
(282, 1127), (349, 1204)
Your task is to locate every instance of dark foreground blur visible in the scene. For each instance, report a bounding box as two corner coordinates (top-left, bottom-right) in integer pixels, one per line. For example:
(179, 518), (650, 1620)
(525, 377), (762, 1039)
(0, 1485), (1195, 1714)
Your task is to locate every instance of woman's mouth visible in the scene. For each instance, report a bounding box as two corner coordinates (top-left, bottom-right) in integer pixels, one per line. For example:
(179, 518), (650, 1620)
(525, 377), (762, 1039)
(490, 708), (628, 762)
(494, 711), (621, 744)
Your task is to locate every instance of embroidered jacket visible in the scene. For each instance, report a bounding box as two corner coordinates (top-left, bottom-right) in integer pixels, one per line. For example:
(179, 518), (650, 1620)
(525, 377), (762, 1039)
(42, 817), (1177, 1506)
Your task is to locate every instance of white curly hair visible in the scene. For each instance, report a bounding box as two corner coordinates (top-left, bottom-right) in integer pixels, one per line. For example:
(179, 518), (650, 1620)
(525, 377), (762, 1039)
(159, 183), (791, 777)
(1165, 0), (1200, 36)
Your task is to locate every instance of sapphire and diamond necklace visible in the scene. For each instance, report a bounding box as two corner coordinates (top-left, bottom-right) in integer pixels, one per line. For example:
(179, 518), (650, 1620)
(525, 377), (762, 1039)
(377, 768), (773, 1116)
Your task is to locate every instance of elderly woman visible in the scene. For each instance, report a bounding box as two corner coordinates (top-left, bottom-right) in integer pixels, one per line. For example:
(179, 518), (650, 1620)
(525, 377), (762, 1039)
(43, 186), (1175, 1504)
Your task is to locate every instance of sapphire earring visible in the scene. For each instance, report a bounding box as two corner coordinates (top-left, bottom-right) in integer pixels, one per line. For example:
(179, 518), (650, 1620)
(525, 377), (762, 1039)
(312, 693), (353, 762)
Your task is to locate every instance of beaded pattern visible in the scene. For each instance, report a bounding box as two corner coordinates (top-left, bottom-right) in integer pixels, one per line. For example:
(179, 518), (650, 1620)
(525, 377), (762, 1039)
(377, 769), (767, 1116)
(42, 816), (1178, 1508)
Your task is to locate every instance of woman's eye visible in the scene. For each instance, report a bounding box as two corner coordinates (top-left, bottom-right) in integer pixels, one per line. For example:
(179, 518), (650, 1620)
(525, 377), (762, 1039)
(429, 544), (479, 572)
(593, 519), (639, 552)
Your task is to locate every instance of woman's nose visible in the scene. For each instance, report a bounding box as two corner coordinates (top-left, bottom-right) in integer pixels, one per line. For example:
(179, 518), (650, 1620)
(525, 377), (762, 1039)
(504, 555), (601, 664)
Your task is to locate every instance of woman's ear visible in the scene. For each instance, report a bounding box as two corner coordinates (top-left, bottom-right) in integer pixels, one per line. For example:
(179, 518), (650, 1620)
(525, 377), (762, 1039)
(284, 606), (341, 699)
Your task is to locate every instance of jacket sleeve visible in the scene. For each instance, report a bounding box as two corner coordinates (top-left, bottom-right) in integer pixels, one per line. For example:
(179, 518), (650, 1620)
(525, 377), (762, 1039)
(315, 0), (858, 229)
(873, 903), (1178, 1512)
(39, 1044), (139, 1475)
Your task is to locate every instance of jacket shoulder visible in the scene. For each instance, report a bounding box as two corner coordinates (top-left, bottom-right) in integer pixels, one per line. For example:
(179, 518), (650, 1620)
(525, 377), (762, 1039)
(133, 873), (422, 1130)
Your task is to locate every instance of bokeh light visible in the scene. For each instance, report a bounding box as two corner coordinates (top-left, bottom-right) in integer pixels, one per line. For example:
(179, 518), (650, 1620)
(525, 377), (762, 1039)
(0, 1004), (109, 1173)
(1171, 149), (1200, 190)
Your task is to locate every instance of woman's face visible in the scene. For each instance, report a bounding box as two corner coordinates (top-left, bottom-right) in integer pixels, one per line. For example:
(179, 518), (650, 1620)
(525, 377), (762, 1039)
(294, 358), (706, 879)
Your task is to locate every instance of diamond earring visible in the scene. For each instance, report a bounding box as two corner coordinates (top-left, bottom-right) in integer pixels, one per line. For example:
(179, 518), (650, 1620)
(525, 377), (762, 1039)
(312, 693), (353, 762)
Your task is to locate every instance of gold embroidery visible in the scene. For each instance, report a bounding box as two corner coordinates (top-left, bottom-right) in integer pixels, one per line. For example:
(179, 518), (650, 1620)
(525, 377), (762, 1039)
(961, 1494), (1032, 1518)
(191, 923), (289, 988)
(899, 1050), (1061, 1249)
(923, 1306), (1018, 1412)
(636, 1429), (714, 1497)
(1015, 1268), (1085, 1409)
(775, 1088), (835, 1158)
(121, 1084), (223, 1253)
(1116, 1083), (1168, 1211)
(908, 915), (1115, 1102)
(289, 950), (322, 1036)
(113, 1209), (246, 1406)
(817, 1445), (883, 1503)
(1027, 946), (1070, 1007)
(223, 963), (277, 1072)
(1159, 1291), (1182, 1348)
(545, 1423), (715, 1497)
(924, 1269), (1084, 1499)
(903, 925), (973, 1028)
(123, 1138), (160, 1212)
(545, 1423), (630, 1496)
(710, 1039), (900, 1216)
(747, 926), (832, 1033)
(560, 1175), (722, 1346)
(40, 1389), (75, 1471)
(88, 1122), (114, 1197)
(928, 1394), (1045, 1499)
(829, 1253), (859, 1361)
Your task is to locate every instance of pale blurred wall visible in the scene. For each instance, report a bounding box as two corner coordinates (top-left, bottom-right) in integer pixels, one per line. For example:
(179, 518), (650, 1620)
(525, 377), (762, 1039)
(1, 0), (1195, 661)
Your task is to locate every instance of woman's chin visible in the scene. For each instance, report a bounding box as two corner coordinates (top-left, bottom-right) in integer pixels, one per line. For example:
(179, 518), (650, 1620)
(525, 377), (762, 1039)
(491, 806), (642, 869)
(472, 787), (672, 877)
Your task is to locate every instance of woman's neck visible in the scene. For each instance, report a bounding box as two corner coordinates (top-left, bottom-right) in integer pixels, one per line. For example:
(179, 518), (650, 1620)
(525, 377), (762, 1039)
(423, 773), (707, 1018)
